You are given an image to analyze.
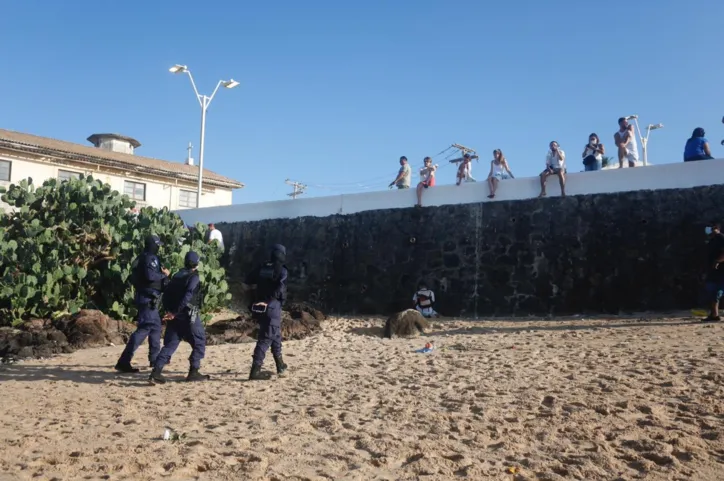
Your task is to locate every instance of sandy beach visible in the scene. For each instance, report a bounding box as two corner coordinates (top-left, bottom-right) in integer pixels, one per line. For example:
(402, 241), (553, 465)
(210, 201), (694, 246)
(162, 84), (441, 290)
(1, 315), (723, 480)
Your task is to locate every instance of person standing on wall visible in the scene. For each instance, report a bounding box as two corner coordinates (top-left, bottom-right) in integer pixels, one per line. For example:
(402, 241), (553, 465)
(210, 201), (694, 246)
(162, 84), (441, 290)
(538, 141), (566, 198)
(389, 156), (411, 190)
(115, 235), (170, 373)
(614, 117), (639, 168)
(149, 251), (210, 383)
(703, 223), (724, 322)
(582, 133), (605, 171)
(415, 157), (438, 207)
(245, 244), (289, 380)
(208, 223), (224, 251)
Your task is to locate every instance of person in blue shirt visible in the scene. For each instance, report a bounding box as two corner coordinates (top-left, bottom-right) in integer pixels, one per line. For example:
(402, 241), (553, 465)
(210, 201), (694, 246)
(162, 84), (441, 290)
(684, 127), (714, 162)
(115, 235), (170, 373)
(245, 244), (288, 380)
(149, 251), (210, 383)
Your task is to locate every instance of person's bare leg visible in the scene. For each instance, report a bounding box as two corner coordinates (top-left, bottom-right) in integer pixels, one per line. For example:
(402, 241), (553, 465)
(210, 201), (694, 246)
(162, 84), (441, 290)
(558, 172), (566, 197)
(416, 183), (423, 206)
(711, 299), (719, 319)
(618, 145), (626, 168)
(487, 177), (497, 198)
(538, 173), (547, 197)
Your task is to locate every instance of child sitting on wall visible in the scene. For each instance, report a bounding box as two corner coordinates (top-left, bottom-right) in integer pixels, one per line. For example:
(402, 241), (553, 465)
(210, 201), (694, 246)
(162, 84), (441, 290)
(413, 283), (439, 318)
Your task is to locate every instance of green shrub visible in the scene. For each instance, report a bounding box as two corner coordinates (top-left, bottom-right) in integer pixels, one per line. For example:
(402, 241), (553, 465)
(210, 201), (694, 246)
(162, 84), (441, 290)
(0, 175), (230, 326)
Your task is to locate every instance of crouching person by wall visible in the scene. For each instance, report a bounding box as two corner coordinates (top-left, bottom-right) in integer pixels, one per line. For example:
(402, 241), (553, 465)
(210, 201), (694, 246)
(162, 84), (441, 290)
(246, 244), (289, 380)
(149, 251), (209, 384)
(413, 282), (439, 318)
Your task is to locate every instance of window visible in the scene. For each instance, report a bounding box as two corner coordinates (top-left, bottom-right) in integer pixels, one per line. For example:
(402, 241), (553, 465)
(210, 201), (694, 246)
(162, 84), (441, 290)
(58, 169), (81, 182)
(178, 189), (196, 208)
(0, 160), (11, 182)
(123, 180), (146, 201)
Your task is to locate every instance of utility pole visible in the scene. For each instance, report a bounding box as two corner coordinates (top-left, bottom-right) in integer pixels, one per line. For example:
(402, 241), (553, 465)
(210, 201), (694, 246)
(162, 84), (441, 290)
(285, 179), (307, 199)
(448, 143), (479, 164)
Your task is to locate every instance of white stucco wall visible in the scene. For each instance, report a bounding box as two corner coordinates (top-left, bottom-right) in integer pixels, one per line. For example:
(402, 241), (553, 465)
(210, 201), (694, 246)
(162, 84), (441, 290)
(0, 154), (234, 212)
(175, 158), (724, 225)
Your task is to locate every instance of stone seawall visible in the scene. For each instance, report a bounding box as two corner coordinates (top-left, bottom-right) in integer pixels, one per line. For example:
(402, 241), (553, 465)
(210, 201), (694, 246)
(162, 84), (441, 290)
(217, 185), (721, 317)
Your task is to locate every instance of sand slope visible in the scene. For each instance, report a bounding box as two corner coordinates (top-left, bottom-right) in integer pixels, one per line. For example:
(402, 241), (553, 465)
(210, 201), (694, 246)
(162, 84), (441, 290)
(1, 316), (723, 480)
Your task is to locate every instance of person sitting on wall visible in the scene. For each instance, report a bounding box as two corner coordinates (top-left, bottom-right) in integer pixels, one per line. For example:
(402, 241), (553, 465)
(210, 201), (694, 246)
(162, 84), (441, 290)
(415, 157), (438, 208)
(538, 141), (566, 198)
(389, 156), (412, 190)
(703, 222), (724, 322)
(413, 282), (439, 318)
(582, 133), (605, 171)
(684, 128), (715, 162)
(456, 153), (477, 186)
(487, 149), (515, 199)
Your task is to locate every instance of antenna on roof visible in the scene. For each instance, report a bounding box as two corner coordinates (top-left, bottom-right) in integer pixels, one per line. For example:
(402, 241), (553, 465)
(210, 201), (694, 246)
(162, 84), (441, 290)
(448, 143), (479, 164)
(185, 142), (194, 166)
(285, 179), (307, 199)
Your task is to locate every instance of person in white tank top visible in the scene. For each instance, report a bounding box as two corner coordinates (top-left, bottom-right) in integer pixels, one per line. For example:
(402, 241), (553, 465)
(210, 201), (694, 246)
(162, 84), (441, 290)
(614, 117), (639, 168)
(486, 149), (515, 199)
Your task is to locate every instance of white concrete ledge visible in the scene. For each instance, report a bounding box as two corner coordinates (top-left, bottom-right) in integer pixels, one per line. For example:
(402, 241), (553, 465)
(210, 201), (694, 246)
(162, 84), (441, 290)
(175, 159), (724, 225)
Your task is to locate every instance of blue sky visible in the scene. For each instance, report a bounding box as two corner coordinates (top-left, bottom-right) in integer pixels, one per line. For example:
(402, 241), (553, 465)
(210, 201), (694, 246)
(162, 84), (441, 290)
(0, 0), (722, 204)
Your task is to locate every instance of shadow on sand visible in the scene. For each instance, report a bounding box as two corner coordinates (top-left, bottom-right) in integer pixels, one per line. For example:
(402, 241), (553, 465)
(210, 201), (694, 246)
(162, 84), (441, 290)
(0, 363), (276, 385)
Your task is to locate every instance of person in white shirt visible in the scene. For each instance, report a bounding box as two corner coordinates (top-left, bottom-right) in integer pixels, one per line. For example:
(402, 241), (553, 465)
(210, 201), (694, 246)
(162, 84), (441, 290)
(614, 117), (639, 168)
(208, 223), (224, 251)
(413, 283), (439, 318)
(539, 141), (566, 198)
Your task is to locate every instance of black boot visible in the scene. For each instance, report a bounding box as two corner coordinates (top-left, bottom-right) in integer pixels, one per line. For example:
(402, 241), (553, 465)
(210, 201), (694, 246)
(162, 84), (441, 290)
(249, 364), (264, 380)
(273, 355), (288, 375)
(186, 368), (210, 382)
(115, 362), (140, 373)
(149, 366), (167, 384)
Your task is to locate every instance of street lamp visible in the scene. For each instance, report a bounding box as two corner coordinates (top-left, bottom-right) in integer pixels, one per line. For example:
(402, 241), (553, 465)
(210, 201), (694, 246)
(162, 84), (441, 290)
(169, 64), (239, 208)
(625, 115), (664, 166)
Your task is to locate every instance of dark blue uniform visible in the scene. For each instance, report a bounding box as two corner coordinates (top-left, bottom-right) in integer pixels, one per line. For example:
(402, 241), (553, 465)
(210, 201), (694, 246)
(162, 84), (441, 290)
(116, 235), (168, 373)
(150, 251), (209, 383)
(247, 244), (288, 379)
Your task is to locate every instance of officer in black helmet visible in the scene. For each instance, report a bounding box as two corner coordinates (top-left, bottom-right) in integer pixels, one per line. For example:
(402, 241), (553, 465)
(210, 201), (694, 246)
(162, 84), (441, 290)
(246, 244), (288, 380)
(115, 234), (170, 373)
(149, 251), (210, 383)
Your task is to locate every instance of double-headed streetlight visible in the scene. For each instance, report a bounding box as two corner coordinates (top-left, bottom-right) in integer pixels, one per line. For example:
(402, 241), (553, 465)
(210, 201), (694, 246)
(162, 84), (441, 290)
(625, 115), (664, 166)
(169, 64), (239, 208)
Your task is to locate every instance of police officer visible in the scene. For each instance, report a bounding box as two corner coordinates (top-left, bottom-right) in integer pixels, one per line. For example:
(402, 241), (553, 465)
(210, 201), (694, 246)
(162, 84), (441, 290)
(115, 234), (169, 373)
(246, 244), (288, 380)
(149, 251), (210, 383)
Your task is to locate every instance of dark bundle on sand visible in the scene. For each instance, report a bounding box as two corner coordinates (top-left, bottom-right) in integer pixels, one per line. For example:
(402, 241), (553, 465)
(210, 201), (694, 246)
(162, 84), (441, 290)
(383, 309), (430, 339)
(206, 303), (326, 346)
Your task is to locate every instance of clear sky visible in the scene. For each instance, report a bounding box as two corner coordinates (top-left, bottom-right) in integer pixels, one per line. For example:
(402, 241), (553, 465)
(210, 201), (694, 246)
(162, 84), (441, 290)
(0, 0), (722, 204)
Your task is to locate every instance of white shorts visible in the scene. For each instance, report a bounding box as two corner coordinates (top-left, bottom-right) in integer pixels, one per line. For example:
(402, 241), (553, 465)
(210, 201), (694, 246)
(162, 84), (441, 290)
(416, 306), (438, 318)
(623, 148), (639, 164)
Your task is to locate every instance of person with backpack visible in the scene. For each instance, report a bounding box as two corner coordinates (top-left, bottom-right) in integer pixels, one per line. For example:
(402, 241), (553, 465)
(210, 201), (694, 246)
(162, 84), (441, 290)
(245, 244), (288, 380)
(149, 251), (210, 383)
(115, 234), (170, 373)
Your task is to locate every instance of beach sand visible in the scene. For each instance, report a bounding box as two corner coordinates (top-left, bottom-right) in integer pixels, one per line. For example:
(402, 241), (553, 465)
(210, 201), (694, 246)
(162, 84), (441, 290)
(1, 315), (723, 480)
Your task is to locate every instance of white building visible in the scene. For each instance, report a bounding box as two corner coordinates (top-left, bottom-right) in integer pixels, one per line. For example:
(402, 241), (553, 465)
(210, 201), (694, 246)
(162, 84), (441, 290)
(0, 129), (244, 211)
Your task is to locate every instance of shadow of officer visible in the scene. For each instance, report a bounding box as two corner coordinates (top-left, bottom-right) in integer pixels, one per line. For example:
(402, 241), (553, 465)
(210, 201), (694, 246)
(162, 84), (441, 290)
(246, 244), (289, 380)
(149, 251), (210, 383)
(115, 234), (170, 373)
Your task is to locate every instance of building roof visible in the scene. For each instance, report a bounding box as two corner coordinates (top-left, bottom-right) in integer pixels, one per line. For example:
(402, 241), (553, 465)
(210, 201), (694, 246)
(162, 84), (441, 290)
(0, 128), (244, 190)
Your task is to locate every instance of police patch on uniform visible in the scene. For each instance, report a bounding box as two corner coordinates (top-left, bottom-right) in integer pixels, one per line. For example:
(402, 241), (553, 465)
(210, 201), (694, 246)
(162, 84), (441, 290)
(151, 259), (159, 269)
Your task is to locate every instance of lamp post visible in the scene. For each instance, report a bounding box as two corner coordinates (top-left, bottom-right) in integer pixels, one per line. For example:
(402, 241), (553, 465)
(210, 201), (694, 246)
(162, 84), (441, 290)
(169, 64), (239, 208)
(625, 115), (664, 167)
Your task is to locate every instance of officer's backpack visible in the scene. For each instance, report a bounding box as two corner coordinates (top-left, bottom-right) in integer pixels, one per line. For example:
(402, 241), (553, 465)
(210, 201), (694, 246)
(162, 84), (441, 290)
(162, 270), (200, 313)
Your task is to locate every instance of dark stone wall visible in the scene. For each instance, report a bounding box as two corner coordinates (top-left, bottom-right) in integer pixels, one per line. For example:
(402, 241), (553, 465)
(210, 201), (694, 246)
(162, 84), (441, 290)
(218, 185), (722, 317)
